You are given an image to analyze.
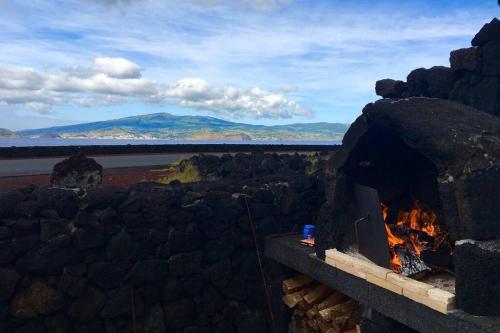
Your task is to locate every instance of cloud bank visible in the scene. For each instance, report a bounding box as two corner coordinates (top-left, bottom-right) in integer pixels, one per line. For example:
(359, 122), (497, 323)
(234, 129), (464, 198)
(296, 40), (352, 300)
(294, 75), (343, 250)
(0, 57), (311, 119)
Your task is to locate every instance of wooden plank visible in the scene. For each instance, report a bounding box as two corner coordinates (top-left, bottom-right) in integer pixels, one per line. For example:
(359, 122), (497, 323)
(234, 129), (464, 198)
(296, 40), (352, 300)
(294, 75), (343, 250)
(283, 275), (314, 294)
(386, 272), (434, 296)
(304, 284), (332, 305)
(366, 273), (403, 295)
(403, 289), (454, 314)
(325, 249), (391, 280)
(428, 288), (455, 304)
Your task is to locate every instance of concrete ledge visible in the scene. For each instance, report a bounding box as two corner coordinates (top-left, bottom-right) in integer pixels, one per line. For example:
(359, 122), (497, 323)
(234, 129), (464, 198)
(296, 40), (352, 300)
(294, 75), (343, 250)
(265, 233), (500, 333)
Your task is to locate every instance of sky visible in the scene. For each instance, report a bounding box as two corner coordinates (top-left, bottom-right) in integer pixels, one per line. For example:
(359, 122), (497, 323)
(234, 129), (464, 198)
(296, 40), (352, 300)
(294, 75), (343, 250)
(0, 0), (498, 130)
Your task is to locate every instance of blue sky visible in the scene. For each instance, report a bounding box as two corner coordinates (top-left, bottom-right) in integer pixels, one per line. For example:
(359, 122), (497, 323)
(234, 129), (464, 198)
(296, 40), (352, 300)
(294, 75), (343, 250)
(0, 0), (497, 130)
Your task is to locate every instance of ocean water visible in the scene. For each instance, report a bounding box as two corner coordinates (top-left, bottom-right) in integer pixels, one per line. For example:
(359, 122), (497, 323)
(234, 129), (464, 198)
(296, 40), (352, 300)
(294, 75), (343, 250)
(0, 138), (341, 147)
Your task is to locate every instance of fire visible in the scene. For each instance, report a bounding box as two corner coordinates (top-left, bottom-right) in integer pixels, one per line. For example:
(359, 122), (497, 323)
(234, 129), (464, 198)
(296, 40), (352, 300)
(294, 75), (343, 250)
(381, 202), (448, 272)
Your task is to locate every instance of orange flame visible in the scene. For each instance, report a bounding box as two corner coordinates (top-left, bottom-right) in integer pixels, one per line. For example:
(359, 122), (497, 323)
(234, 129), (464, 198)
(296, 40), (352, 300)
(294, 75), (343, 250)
(382, 202), (448, 272)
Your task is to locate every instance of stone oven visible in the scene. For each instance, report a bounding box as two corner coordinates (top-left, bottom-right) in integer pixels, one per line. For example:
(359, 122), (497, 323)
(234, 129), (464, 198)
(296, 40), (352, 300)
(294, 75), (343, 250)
(316, 97), (500, 317)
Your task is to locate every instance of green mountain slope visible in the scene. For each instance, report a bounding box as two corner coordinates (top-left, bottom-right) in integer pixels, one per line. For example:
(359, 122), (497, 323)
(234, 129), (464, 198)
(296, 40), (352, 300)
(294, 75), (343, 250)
(18, 113), (349, 141)
(0, 128), (20, 138)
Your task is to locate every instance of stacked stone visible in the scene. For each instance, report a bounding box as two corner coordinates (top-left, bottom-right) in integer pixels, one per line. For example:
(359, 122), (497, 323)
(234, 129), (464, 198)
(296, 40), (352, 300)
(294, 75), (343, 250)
(375, 17), (500, 117)
(0, 171), (324, 332)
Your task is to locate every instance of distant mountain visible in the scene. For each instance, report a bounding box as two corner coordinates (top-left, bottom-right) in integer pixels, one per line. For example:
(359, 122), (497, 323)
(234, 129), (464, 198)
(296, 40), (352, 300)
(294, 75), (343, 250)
(18, 113), (349, 141)
(0, 128), (20, 138)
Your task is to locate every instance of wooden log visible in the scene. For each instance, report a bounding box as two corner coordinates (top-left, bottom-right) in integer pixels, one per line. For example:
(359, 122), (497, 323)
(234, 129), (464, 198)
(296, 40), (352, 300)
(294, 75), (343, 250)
(283, 275), (314, 294)
(306, 305), (319, 319)
(283, 290), (306, 308)
(308, 319), (319, 331)
(304, 284), (332, 305)
(317, 292), (348, 310)
(297, 300), (313, 311)
(319, 300), (358, 322)
(317, 318), (332, 332)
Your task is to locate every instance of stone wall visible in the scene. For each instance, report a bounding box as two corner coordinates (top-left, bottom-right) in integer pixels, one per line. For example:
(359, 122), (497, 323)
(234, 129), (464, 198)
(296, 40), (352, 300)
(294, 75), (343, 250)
(0, 159), (324, 332)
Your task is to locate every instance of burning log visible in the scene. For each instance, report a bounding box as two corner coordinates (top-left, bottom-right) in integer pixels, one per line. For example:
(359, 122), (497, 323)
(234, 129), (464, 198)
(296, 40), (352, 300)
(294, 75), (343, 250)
(394, 245), (430, 277)
(283, 275), (360, 333)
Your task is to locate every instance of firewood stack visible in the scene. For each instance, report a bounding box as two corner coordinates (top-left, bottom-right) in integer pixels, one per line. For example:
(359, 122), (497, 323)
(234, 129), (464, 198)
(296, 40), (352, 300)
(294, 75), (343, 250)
(282, 275), (361, 333)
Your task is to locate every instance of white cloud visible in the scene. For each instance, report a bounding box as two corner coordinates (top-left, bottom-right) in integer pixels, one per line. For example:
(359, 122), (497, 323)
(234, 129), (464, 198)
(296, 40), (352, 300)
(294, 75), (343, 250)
(0, 58), (158, 112)
(92, 57), (142, 78)
(164, 78), (312, 119)
(0, 59), (310, 119)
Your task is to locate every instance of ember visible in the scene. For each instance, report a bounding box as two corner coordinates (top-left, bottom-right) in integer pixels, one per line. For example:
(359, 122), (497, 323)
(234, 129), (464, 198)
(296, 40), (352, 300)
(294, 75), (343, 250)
(382, 202), (452, 275)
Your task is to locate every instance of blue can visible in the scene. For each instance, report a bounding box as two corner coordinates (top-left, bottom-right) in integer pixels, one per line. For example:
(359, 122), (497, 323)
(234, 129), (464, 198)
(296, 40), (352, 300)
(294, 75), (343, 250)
(303, 225), (316, 239)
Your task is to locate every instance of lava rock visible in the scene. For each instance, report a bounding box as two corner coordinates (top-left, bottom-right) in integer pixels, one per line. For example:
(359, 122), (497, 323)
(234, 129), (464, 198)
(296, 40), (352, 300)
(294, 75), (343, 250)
(11, 219), (39, 236)
(0, 239), (14, 264)
(67, 287), (106, 323)
(168, 251), (202, 277)
(57, 274), (87, 298)
(405, 66), (454, 98)
(158, 227), (203, 258)
(97, 207), (121, 225)
(449, 73), (499, 115)
(128, 259), (168, 286)
(234, 309), (267, 333)
(14, 200), (40, 218)
(163, 277), (183, 302)
(375, 79), (407, 98)
(0, 268), (20, 302)
(64, 263), (87, 277)
(238, 253), (260, 281)
(455, 239), (500, 316)
(100, 286), (142, 318)
(51, 153), (102, 190)
(471, 18), (500, 46)
(209, 259), (232, 288)
(482, 39), (500, 76)
(0, 226), (11, 240)
(34, 188), (79, 219)
(40, 219), (67, 242)
(163, 298), (195, 329)
(10, 281), (64, 319)
(88, 261), (130, 291)
(15, 235), (82, 275)
(203, 239), (234, 262)
(222, 276), (248, 301)
(0, 190), (23, 218)
(107, 231), (132, 260)
(45, 314), (71, 333)
(72, 227), (105, 250)
(143, 304), (166, 333)
(450, 47), (481, 72)
(85, 187), (129, 210)
(11, 235), (39, 255)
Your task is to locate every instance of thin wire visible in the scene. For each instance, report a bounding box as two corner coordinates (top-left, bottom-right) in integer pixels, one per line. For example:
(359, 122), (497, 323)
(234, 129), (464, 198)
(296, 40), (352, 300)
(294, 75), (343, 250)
(244, 195), (278, 333)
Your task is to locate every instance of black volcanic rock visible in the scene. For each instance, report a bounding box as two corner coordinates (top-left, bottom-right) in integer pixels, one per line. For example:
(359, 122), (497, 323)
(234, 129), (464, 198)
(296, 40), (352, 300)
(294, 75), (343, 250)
(375, 79), (407, 98)
(67, 287), (106, 323)
(405, 66), (454, 98)
(51, 153), (103, 190)
(0, 268), (20, 302)
(482, 39), (500, 76)
(0, 190), (23, 218)
(471, 18), (500, 46)
(450, 47), (481, 72)
(449, 73), (499, 116)
(15, 235), (82, 275)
